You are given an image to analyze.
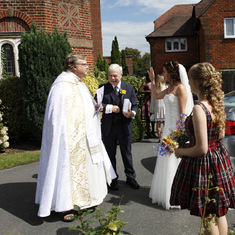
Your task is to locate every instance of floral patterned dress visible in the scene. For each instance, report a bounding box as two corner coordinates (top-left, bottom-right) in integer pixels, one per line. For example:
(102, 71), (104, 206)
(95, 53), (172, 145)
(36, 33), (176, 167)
(141, 84), (151, 120)
(170, 102), (235, 217)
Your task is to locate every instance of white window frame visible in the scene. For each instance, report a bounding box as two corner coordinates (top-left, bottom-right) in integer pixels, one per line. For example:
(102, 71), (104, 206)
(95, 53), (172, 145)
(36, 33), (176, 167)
(224, 18), (235, 38)
(0, 38), (21, 79)
(165, 38), (187, 52)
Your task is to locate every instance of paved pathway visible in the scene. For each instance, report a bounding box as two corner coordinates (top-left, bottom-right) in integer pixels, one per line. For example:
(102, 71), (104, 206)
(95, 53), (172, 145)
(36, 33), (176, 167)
(0, 138), (234, 235)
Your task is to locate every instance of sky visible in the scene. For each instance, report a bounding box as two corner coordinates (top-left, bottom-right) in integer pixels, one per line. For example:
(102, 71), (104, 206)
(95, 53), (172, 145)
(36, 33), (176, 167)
(101, 0), (201, 56)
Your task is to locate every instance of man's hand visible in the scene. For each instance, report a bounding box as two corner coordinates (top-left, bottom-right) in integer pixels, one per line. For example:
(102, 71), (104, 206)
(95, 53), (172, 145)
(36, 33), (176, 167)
(123, 108), (134, 118)
(95, 103), (103, 112)
(112, 105), (120, 113)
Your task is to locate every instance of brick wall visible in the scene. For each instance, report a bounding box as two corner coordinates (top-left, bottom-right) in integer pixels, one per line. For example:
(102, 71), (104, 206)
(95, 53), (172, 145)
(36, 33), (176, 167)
(149, 36), (199, 74)
(90, 0), (103, 62)
(0, 0), (103, 72)
(199, 0), (235, 70)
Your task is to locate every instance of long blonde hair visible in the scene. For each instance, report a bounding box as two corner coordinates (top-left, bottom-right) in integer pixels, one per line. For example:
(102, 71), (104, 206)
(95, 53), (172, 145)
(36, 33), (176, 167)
(155, 74), (165, 92)
(188, 62), (226, 133)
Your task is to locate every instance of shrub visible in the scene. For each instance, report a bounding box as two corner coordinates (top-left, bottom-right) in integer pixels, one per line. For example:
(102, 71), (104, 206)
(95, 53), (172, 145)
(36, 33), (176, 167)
(0, 99), (9, 151)
(94, 68), (108, 85)
(121, 75), (145, 142)
(83, 71), (99, 97)
(70, 204), (128, 234)
(0, 75), (27, 143)
(18, 23), (72, 142)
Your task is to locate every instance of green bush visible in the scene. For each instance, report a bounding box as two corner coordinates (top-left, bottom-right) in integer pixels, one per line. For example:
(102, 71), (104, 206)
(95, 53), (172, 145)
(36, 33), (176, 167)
(18, 23), (72, 142)
(122, 75), (145, 142)
(0, 106), (9, 151)
(83, 71), (99, 97)
(0, 76), (27, 143)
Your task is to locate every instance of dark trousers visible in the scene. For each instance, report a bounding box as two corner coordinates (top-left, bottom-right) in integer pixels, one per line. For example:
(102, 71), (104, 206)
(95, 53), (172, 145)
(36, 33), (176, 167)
(103, 121), (136, 180)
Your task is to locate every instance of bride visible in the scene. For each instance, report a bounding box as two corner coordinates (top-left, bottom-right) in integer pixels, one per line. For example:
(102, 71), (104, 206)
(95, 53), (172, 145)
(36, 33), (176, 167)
(148, 61), (194, 209)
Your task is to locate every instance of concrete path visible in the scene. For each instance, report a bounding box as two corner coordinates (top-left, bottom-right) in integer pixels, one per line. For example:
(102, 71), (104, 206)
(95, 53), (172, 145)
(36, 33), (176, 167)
(0, 138), (234, 235)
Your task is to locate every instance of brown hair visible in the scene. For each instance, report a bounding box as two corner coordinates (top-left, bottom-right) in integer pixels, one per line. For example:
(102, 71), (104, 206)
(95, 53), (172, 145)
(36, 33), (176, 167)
(63, 53), (86, 71)
(188, 62), (226, 133)
(163, 61), (180, 83)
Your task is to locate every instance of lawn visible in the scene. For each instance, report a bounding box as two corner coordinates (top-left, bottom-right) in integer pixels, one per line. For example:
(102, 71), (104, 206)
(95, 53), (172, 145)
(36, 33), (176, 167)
(0, 150), (40, 170)
(0, 142), (41, 170)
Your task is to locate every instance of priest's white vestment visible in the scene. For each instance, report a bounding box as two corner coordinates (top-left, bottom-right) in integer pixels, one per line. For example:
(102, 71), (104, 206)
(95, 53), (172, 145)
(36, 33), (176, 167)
(35, 71), (116, 217)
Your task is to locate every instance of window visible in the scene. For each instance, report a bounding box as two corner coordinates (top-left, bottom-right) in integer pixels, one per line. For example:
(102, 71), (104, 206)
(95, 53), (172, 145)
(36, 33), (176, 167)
(224, 18), (235, 38)
(165, 38), (187, 52)
(1, 44), (15, 76)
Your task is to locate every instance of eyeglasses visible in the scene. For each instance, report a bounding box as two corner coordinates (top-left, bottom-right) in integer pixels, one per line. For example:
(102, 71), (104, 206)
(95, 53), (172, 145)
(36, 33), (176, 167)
(77, 63), (88, 67)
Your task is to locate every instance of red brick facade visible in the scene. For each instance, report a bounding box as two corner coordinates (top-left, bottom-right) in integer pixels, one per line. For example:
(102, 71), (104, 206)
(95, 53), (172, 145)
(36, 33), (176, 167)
(146, 0), (235, 76)
(0, 0), (102, 72)
(148, 36), (199, 73)
(199, 0), (235, 69)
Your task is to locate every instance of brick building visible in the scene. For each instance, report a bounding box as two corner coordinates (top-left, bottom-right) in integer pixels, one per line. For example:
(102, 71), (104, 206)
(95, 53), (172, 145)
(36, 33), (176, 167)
(0, 0), (102, 77)
(146, 0), (235, 93)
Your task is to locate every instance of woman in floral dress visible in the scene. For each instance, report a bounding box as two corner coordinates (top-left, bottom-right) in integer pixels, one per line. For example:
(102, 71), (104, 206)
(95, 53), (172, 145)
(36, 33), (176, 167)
(170, 62), (235, 235)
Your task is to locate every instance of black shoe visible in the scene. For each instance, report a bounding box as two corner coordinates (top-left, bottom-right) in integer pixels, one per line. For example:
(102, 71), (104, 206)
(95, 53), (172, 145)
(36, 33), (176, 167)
(126, 178), (140, 189)
(108, 179), (119, 190)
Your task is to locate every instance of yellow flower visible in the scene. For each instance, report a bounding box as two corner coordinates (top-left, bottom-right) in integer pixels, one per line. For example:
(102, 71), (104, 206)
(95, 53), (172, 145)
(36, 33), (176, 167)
(120, 89), (126, 95)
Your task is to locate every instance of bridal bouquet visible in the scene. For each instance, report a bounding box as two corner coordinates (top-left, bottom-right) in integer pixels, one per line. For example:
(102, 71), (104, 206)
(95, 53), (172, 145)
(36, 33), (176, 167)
(157, 113), (189, 156)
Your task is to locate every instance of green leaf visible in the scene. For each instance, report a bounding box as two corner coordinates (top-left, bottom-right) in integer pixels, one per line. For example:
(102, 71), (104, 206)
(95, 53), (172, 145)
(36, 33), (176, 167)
(108, 222), (118, 231)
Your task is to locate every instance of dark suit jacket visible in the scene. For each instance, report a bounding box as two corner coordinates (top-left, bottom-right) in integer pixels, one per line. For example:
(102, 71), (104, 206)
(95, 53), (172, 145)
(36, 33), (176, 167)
(100, 81), (138, 137)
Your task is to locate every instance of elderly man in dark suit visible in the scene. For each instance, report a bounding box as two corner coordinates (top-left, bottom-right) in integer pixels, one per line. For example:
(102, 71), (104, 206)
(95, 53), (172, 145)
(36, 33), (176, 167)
(99, 64), (139, 190)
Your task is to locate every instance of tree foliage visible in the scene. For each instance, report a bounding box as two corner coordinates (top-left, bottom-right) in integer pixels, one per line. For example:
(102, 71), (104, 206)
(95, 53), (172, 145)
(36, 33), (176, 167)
(124, 47), (150, 78)
(121, 50), (129, 76)
(95, 52), (109, 80)
(96, 52), (104, 71)
(0, 76), (27, 143)
(111, 36), (120, 65)
(18, 23), (72, 142)
(1, 47), (7, 79)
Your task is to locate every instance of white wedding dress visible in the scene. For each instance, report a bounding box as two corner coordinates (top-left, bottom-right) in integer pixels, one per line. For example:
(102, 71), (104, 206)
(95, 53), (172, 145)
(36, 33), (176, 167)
(149, 93), (181, 210)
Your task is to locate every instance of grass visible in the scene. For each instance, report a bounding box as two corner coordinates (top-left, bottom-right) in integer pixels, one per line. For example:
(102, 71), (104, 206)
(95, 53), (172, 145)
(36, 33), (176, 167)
(0, 150), (40, 170)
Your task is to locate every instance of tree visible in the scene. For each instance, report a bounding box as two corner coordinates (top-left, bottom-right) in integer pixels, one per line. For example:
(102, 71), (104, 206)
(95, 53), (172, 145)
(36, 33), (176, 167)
(1, 47), (7, 79)
(138, 52), (151, 77)
(19, 23), (72, 142)
(111, 36), (120, 64)
(121, 50), (129, 76)
(96, 52), (104, 71)
(124, 47), (150, 78)
(124, 47), (141, 76)
(103, 58), (109, 79)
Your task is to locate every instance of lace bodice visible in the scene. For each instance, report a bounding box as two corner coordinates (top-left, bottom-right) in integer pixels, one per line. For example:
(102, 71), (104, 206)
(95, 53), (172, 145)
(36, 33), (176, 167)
(163, 94), (179, 137)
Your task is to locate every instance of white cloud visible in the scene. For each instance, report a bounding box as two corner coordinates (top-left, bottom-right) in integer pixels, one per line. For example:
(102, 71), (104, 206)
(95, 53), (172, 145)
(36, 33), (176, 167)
(114, 0), (198, 13)
(102, 21), (153, 56)
(101, 0), (199, 56)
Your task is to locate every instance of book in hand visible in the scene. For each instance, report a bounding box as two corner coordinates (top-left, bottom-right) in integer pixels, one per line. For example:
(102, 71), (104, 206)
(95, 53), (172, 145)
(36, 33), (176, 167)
(123, 98), (132, 113)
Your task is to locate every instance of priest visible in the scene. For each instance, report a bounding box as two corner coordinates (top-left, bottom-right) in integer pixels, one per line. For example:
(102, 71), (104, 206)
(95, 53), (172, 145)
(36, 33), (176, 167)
(35, 53), (116, 222)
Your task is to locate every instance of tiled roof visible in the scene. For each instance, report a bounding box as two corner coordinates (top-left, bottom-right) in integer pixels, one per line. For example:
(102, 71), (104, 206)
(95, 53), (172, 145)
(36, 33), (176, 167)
(146, 4), (195, 38)
(195, 0), (215, 18)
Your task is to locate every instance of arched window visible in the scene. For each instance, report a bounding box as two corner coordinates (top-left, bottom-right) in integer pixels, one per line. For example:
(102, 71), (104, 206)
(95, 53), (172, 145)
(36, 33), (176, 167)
(2, 43), (15, 76)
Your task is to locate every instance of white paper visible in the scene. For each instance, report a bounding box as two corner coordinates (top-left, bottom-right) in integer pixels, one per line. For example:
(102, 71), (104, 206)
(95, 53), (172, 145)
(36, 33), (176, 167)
(96, 86), (104, 105)
(123, 98), (132, 113)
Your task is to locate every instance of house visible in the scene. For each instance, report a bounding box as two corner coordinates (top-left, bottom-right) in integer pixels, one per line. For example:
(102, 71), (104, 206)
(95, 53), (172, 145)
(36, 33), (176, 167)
(146, 0), (235, 93)
(0, 0), (102, 77)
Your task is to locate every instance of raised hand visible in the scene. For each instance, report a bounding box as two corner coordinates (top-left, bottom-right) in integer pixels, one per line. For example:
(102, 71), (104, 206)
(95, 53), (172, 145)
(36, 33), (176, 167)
(148, 67), (155, 85)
